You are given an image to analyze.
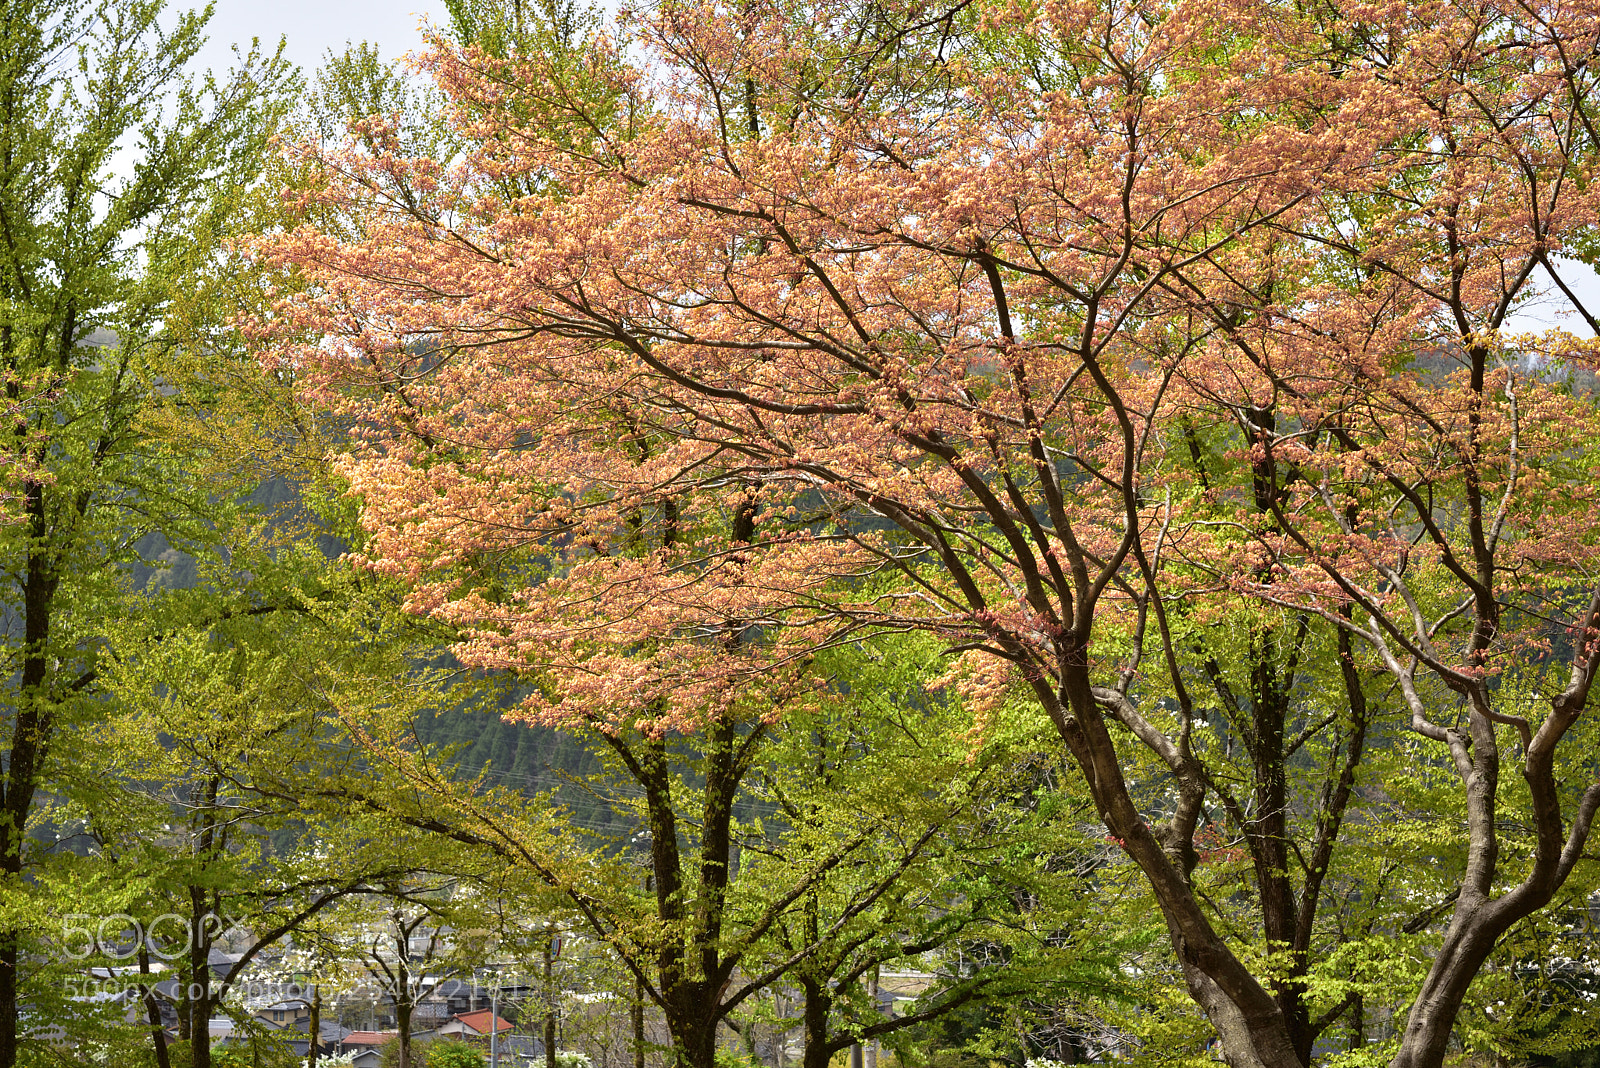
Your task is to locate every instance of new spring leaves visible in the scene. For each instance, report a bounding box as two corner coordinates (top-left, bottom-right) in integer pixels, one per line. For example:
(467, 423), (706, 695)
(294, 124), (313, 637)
(259, 2), (1600, 1068)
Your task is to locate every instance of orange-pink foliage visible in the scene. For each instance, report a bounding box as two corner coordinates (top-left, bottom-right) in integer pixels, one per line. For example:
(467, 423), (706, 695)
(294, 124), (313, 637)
(257, 0), (1600, 739)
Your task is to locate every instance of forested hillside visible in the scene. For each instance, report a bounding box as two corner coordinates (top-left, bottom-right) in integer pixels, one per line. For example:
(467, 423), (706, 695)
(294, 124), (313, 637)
(414, 694), (631, 840)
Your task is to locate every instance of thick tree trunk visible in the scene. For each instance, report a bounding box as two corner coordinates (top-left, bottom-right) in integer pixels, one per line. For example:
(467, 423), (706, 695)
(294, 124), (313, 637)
(1049, 658), (1306, 1068)
(661, 1003), (720, 1068)
(1389, 832), (1566, 1067)
(800, 978), (831, 1068)
(397, 999), (413, 1068)
(1389, 881), (1505, 1062)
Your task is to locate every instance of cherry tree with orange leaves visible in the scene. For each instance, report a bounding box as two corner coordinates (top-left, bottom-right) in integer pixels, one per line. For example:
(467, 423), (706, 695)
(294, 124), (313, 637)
(259, 2), (1600, 1067)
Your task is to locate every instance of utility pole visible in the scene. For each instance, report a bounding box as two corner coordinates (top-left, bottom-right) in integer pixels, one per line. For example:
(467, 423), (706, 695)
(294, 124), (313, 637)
(773, 994), (785, 1068)
(544, 926), (559, 1068)
(865, 968), (879, 1068)
(491, 979), (501, 1068)
(851, 964), (880, 1068)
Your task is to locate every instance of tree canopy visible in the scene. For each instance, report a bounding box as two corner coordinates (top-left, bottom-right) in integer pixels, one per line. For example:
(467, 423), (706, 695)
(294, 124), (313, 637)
(255, 2), (1600, 1068)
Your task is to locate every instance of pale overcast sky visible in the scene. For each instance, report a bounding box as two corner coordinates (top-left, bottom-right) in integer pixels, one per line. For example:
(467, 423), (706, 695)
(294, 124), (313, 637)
(191, 0), (450, 81)
(1505, 261), (1600, 338)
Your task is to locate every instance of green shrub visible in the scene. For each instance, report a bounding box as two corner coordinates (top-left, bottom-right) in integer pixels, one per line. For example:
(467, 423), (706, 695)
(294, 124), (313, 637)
(427, 1040), (488, 1068)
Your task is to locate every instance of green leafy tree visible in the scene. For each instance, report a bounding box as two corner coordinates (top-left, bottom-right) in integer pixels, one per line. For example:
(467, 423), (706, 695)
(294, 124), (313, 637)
(737, 646), (1122, 1068)
(88, 561), (459, 1068)
(0, 0), (294, 1063)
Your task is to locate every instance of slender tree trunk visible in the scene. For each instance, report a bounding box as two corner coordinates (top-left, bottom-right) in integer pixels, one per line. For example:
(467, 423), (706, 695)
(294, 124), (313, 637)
(184, 880), (215, 1068)
(140, 946), (173, 1068)
(1248, 650), (1309, 1064)
(633, 977), (646, 1068)
(1241, 409), (1313, 1063)
(0, 932), (17, 1068)
(625, 735), (732, 1068)
(188, 789), (223, 1068)
(0, 483), (60, 1068)
(612, 500), (758, 1068)
(309, 985), (321, 1068)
